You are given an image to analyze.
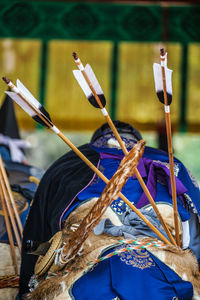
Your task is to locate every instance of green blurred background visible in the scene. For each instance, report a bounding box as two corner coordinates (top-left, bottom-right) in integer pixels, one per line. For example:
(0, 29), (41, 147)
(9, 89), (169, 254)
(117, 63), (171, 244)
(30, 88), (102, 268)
(0, 0), (200, 182)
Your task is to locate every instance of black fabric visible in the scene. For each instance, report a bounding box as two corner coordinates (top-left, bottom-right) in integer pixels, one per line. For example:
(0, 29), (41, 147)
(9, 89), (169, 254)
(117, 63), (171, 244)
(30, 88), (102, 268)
(0, 93), (21, 139)
(19, 144), (99, 298)
(91, 120), (143, 142)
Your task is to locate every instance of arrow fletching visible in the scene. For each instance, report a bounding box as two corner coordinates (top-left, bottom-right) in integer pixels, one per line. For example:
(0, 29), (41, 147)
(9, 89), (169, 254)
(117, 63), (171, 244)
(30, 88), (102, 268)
(153, 63), (172, 105)
(73, 68), (106, 109)
(73, 69), (103, 108)
(5, 91), (36, 118)
(5, 91), (51, 128)
(85, 64), (106, 108)
(3, 78), (52, 128)
(16, 79), (52, 122)
(73, 70), (93, 100)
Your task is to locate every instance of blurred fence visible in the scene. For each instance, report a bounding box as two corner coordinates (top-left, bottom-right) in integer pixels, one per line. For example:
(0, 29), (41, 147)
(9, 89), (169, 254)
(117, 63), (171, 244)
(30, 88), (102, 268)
(0, 1), (200, 132)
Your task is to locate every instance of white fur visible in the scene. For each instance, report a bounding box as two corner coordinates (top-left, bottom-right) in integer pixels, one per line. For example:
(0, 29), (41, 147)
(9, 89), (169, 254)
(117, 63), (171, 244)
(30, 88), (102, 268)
(170, 263), (177, 273)
(193, 291), (200, 300)
(107, 138), (121, 148)
(60, 281), (66, 293)
(105, 206), (122, 226)
(151, 249), (166, 263)
(182, 273), (188, 281)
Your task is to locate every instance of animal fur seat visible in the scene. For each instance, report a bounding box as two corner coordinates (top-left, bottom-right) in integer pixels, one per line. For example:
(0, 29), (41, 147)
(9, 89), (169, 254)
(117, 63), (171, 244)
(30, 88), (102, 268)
(25, 199), (200, 300)
(0, 242), (21, 300)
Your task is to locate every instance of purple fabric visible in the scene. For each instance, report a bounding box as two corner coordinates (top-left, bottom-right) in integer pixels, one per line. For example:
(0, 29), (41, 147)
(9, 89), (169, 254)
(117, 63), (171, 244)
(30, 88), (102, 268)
(100, 152), (187, 208)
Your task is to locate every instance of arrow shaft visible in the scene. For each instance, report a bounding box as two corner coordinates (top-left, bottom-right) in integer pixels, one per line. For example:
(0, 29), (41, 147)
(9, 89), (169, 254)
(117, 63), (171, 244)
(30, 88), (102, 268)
(83, 69), (104, 109)
(7, 81), (53, 129)
(160, 53), (180, 246)
(74, 57), (104, 110)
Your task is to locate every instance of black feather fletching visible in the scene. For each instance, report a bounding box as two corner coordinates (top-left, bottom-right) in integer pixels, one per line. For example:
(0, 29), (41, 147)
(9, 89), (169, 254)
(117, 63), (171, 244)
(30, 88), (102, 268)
(33, 106), (53, 128)
(88, 94), (106, 108)
(32, 115), (51, 127)
(157, 91), (172, 105)
(39, 106), (52, 122)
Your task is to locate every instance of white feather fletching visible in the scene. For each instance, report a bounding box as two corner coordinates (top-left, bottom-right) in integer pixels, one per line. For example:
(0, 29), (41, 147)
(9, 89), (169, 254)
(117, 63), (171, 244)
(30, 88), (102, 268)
(5, 91), (36, 117)
(85, 64), (104, 95)
(153, 63), (173, 95)
(16, 79), (41, 109)
(73, 70), (92, 98)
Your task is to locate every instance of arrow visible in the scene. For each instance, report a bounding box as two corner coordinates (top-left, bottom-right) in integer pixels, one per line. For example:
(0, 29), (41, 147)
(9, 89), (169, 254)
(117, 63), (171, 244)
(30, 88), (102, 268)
(2, 77), (53, 129)
(72, 53), (176, 246)
(153, 49), (180, 246)
(2, 77), (173, 247)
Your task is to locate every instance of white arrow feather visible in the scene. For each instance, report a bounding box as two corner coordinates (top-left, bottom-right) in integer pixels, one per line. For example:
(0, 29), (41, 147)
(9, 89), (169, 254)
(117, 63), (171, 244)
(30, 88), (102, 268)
(85, 64), (104, 95)
(153, 63), (173, 95)
(73, 70), (93, 98)
(16, 79), (41, 110)
(5, 91), (36, 117)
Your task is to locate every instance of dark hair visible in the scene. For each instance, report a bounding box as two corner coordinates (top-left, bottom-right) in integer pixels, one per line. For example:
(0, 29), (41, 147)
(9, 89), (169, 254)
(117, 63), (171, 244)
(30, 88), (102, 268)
(91, 120), (142, 143)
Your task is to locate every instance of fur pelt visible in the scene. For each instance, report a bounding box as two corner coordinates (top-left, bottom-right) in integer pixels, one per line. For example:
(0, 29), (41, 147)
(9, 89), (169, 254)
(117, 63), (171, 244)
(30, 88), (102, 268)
(0, 242), (21, 300)
(148, 242), (200, 300)
(25, 199), (200, 300)
(25, 198), (122, 300)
